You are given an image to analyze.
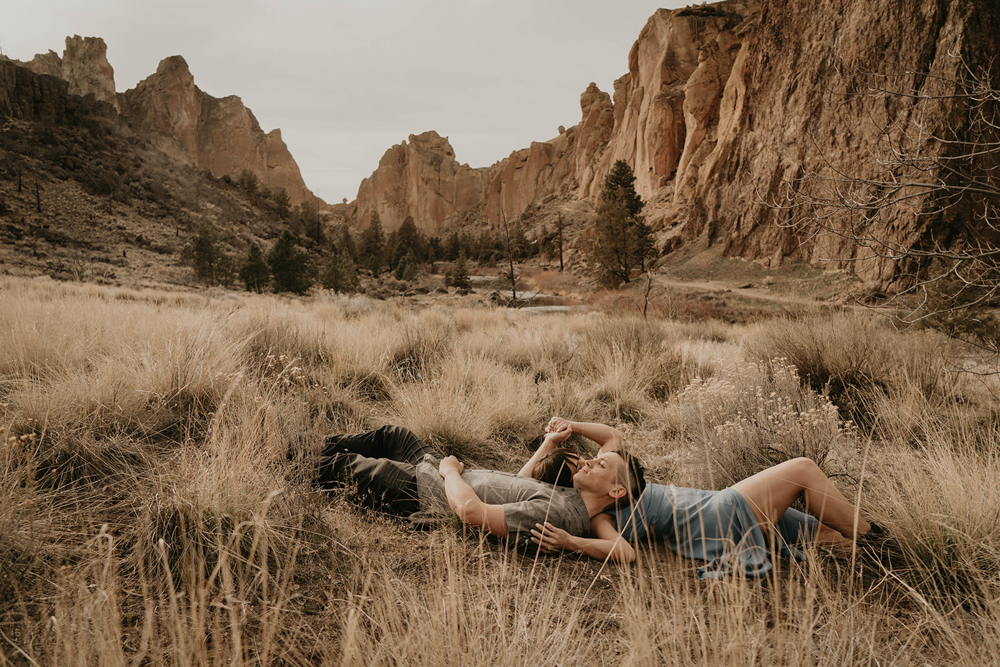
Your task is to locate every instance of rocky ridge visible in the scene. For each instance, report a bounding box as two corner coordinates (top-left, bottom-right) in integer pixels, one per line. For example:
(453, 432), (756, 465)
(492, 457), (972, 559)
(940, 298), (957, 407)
(20, 37), (320, 208)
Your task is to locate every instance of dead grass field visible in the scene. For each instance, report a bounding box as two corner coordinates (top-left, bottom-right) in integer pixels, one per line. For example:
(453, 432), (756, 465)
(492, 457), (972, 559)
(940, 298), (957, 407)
(3, 275), (1000, 665)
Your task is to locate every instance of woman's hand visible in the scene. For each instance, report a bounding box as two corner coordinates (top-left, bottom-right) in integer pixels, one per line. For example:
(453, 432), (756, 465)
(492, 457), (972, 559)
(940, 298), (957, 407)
(438, 455), (464, 477)
(530, 521), (574, 553)
(546, 417), (572, 436)
(544, 422), (571, 444)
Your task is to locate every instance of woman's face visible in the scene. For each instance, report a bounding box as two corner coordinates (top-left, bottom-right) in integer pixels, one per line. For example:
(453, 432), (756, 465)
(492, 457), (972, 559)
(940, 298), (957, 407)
(562, 453), (581, 475)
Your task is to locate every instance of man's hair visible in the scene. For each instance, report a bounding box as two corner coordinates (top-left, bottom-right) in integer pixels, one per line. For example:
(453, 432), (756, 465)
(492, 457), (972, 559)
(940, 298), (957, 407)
(531, 448), (579, 487)
(613, 450), (646, 505)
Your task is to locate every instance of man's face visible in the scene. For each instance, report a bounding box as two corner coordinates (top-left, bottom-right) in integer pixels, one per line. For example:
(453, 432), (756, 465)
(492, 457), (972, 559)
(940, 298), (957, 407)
(572, 451), (624, 496)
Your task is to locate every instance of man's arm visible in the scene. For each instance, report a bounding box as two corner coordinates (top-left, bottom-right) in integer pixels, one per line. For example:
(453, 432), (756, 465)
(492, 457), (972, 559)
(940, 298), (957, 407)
(546, 417), (622, 453)
(517, 426), (571, 478)
(529, 512), (636, 564)
(439, 456), (508, 536)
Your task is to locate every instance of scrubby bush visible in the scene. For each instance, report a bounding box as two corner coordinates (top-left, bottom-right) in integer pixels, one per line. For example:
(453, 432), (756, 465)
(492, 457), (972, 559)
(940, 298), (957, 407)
(742, 312), (956, 430)
(668, 358), (856, 490)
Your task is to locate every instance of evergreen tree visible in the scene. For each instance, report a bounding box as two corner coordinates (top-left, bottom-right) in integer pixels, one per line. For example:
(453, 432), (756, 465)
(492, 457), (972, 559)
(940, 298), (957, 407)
(320, 247), (360, 293)
(337, 225), (359, 264)
(299, 201), (324, 246)
(272, 188), (291, 219)
(238, 169), (259, 205)
(239, 242), (271, 293)
(396, 215), (426, 261)
(446, 250), (471, 289)
(394, 250), (419, 282)
(359, 212), (385, 274)
(267, 230), (316, 295)
(428, 236), (443, 262)
(587, 160), (655, 288)
(444, 231), (461, 261)
(187, 221), (223, 284)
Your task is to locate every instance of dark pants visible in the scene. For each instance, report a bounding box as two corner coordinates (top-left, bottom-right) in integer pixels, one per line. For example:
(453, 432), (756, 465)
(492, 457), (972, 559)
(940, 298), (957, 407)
(318, 425), (435, 518)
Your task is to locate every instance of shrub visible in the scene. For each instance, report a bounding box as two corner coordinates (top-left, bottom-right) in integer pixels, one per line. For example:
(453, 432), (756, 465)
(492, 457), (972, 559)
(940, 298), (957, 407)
(742, 312), (955, 430)
(669, 358), (856, 490)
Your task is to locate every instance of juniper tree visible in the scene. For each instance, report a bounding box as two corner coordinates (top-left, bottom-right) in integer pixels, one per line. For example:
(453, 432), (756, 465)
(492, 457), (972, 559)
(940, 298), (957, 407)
(359, 212), (386, 274)
(320, 246), (360, 293)
(587, 160), (655, 288)
(239, 242), (270, 293)
(267, 230), (316, 295)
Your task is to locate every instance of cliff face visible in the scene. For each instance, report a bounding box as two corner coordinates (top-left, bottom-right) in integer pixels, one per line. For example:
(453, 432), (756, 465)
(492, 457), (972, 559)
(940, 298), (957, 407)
(24, 36), (120, 113)
(118, 56), (318, 206)
(352, 0), (998, 289)
(0, 57), (115, 123)
(353, 131), (486, 235)
(689, 0), (1000, 284)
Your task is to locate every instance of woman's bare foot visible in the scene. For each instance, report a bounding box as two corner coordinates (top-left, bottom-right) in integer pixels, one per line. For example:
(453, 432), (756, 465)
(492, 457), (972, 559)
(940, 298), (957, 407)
(256, 403), (287, 462)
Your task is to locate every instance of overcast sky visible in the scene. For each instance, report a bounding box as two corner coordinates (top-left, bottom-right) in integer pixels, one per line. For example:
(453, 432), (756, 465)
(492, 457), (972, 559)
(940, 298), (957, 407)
(4, 0), (685, 204)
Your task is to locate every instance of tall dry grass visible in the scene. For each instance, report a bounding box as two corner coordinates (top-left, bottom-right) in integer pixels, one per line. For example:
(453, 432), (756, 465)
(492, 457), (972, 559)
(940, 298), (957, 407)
(3, 275), (1000, 665)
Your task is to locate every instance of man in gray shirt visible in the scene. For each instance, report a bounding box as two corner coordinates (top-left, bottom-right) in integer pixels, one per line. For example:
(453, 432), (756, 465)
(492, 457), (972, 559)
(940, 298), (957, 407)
(317, 424), (644, 558)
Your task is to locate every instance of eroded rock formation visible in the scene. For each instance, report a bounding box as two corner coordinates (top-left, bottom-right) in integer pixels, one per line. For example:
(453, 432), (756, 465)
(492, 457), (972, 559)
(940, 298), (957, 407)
(352, 0), (999, 289)
(118, 56), (318, 206)
(24, 36), (120, 112)
(353, 131), (485, 235)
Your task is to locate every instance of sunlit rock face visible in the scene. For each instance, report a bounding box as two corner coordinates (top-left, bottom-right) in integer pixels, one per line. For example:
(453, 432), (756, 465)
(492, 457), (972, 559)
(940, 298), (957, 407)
(25, 35), (120, 113)
(353, 131), (486, 235)
(118, 55), (319, 206)
(351, 0), (998, 289)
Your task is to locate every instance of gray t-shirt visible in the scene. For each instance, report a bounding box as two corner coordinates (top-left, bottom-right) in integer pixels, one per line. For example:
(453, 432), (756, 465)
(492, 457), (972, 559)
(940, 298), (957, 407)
(414, 453), (592, 552)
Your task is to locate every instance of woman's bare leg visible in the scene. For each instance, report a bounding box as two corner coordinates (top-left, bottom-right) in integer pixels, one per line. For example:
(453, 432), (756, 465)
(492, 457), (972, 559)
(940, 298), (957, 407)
(732, 457), (870, 539)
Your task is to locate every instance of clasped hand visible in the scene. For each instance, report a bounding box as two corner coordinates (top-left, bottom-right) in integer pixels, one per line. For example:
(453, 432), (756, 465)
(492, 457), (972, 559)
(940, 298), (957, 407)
(438, 455), (464, 477)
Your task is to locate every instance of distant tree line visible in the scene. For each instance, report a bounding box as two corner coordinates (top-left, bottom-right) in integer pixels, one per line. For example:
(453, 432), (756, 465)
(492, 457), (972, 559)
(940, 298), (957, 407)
(181, 209), (544, 296)
(186, 160), (659, 295)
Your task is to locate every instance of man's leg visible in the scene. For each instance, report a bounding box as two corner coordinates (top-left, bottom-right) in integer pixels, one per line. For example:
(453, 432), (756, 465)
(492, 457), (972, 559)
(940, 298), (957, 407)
(319, 451), (422, 517)
(317, 425), (435, 518)
(321, 425), (435, 464)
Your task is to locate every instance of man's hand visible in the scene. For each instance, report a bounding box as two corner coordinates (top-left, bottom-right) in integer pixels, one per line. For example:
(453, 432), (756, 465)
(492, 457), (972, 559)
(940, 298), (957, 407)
(530, 521), (573, 553)
(439, 455), (464, 477)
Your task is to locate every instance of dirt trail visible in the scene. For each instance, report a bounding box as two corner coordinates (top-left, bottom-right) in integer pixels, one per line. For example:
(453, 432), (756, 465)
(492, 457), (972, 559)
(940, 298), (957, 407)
(652, 275), (859, 310)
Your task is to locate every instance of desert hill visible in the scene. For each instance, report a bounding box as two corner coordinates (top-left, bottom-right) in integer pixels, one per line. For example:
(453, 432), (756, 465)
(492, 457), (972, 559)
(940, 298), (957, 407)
(0, 54), (328, 288)
(1, 0), (997, 296)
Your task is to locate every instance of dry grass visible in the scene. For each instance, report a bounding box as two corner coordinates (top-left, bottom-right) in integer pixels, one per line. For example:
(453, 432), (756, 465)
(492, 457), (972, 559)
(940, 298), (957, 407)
(3, 275), (1000, 665)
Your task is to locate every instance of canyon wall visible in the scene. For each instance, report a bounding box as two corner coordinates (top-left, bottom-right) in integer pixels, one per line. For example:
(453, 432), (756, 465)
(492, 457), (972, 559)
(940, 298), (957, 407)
(352, 0), (999, 289)
(0, 57), (115, 123)
(24, 36), (120, 113)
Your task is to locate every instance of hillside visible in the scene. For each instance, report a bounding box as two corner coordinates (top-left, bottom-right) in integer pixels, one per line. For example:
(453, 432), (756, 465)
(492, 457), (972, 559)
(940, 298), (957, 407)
(0, 56), (313, 289)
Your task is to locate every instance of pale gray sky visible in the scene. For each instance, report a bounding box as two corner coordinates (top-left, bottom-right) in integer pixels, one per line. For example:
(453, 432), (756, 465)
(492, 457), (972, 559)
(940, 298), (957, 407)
(4, 1), (685, 204)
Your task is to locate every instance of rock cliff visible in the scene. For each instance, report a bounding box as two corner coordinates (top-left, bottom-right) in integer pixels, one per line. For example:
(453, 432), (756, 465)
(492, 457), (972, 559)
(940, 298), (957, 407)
(353, 131), (486, 235)
(0, 56), (115, 122)
(24, 35), (120, 113)
(352, 0), (999, 289)
(118, 56), (319, 206)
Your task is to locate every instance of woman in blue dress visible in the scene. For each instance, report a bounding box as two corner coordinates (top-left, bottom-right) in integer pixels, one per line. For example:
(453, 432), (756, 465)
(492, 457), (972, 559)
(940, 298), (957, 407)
(523, 417), (876, 579)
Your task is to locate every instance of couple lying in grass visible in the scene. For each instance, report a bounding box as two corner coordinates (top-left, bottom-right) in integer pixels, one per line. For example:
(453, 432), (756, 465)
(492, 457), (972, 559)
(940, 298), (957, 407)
(307, 415), (879, 579)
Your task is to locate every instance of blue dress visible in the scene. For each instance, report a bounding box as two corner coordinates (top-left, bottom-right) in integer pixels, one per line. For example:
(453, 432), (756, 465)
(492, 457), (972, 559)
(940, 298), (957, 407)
(610, 484), (819, 580)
